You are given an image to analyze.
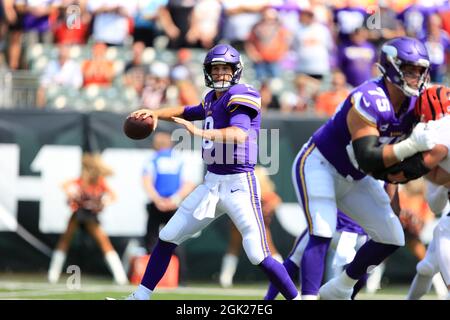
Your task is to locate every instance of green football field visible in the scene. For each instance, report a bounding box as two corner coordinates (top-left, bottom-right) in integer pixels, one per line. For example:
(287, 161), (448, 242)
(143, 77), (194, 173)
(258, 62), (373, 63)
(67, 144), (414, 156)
(0, 273), (444, 300)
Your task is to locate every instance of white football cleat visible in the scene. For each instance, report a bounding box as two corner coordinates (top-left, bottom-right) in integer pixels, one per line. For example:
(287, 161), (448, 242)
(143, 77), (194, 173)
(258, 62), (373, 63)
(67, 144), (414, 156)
(125, 293), (138, 300)
(105, 293), (139, 300)
(319, 278), (353, 300)
(125, 292), (150, 300)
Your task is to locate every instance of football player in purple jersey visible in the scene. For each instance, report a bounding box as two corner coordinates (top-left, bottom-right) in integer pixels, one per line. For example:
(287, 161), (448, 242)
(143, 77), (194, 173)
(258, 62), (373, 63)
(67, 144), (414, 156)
(291, 36), (447, 300)
(120, 44), (301, 300)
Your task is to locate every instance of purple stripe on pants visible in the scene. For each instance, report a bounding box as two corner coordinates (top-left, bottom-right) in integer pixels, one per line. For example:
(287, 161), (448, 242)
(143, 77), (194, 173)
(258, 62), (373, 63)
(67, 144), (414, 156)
(292, 141), (315, 234)
(246, 171), (270, 256)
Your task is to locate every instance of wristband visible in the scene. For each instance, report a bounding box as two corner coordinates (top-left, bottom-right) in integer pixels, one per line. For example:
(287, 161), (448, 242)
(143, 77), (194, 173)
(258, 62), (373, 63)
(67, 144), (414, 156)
(392, 138), (417, 161)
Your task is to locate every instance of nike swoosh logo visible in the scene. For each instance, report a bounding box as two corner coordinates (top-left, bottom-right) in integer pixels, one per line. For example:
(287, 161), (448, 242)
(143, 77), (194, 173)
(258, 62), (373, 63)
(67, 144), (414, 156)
(231, 189), (240, 193)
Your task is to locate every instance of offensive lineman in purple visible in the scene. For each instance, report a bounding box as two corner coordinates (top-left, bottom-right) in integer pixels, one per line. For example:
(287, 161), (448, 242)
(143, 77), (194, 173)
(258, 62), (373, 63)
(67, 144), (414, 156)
(312, 76), (418, 181)
(294, 37), (437, 300)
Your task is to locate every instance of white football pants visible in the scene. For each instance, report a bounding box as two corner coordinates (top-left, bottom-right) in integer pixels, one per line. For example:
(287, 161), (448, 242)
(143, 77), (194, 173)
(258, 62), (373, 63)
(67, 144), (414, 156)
(292, 142), (405, 246)
(159, 171), (270, 265)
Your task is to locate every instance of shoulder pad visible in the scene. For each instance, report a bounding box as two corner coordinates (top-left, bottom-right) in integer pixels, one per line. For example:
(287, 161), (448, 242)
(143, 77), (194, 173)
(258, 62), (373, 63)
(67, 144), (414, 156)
(352, 84), (391, 127)
(226, 84), (261, 115)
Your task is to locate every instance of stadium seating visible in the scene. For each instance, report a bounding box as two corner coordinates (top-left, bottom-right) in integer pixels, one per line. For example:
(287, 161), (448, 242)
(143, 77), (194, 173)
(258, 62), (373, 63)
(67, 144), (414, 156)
(21, 41), (318, 112)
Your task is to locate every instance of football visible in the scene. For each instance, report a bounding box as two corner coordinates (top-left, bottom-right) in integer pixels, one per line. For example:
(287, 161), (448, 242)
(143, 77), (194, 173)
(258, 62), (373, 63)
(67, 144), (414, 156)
(123, 116), (154, 140)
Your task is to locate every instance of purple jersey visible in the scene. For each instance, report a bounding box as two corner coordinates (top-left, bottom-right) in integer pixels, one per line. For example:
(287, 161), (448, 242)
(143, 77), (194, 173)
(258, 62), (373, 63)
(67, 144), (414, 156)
(337, 211), (366, 235)
(333, 7), (368, 42)
(312, 77), (418, 180)
(397, 5), (437, 39)
(183, 84), (261, 175)
(337, 41), (377, 87)
(422, 32), (450, 74)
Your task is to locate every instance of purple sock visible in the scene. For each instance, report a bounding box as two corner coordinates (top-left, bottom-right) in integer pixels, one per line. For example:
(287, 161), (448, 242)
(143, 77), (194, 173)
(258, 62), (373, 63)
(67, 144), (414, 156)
(346, 240), (399, 280)
(351, 273), (368, 300)
(141, 239), (177, 290)
(259, 256), (299, 300)
(301, 235), (331, 295)
(264, 258), (299, 300)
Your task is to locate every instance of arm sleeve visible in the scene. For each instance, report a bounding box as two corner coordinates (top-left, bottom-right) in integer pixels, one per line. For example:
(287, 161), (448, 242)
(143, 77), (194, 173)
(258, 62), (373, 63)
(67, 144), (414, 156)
(229, 107), (252, 132)
(183, 103), (206, 121)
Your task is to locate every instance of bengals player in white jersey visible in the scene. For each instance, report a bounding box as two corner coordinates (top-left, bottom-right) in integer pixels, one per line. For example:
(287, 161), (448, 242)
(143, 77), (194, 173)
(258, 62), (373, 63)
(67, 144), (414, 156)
(403, 85), (450, 300)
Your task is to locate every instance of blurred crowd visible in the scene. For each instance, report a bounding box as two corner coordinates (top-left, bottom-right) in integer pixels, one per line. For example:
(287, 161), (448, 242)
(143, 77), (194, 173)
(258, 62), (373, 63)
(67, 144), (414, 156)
(0, 0), (449, 115)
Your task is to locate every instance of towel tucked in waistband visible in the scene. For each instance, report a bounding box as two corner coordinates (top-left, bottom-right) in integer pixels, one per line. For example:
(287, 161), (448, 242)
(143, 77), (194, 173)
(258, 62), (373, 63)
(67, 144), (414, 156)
(192, 184), (220, 220)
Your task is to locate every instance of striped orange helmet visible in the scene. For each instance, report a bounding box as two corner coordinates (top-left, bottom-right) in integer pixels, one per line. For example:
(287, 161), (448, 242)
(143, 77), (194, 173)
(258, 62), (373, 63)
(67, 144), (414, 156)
(415, 85), (450, 122)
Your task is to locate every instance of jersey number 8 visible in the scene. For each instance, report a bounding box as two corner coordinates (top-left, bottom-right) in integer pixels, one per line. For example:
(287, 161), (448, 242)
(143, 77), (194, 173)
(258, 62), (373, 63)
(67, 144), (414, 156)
(203, 116), (214, 149)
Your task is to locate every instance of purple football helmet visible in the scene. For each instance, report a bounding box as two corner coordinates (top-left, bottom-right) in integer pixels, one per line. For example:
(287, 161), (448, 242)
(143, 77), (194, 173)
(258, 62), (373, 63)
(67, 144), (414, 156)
(377, 37), (430, 97)
(203, 44), (243, 91)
